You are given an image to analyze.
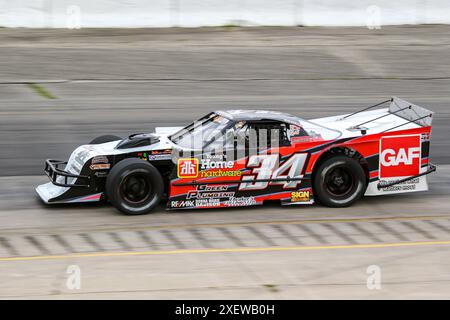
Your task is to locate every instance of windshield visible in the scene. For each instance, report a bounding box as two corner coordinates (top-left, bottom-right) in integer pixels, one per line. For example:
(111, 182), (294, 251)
(169, 113), (232, 149)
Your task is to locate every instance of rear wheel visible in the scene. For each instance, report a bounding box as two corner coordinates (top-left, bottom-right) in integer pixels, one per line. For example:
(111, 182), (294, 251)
(89, 135), (121, 144)
(106, 158), (164, 215)
(313, 155), (366, 207)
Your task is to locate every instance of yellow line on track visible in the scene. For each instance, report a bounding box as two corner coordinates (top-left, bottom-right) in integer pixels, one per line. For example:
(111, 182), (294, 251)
(1, 240), (450, 262)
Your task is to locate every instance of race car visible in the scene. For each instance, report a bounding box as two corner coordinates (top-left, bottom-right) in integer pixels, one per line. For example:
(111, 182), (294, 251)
(36, 97), (436, 215)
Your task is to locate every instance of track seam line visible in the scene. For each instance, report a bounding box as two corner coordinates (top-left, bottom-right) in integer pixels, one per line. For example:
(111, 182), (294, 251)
(188, 228), (213, 249)
(24, 236), (50, 255)
(160, 229), (186, 249)
(216, 227), (247, 247)
(0, 237), (19, 256)
(400, 221), (436, 240)
(270, 224), (304, 245)
(244, 226), (277, 247)
(108, 232), (132, 251)
(296, 224), (329, 244)
(79, 233), (104, 252)
(426, 220), (450, 233)
(346, 222), (383, 243)
(373, 221), (409, 242)
(321, 223), (358, 245)
(51, 234), (77, 253)
(136, 231), (159, 251)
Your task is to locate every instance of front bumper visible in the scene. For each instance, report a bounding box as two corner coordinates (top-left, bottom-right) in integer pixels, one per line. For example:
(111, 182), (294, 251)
(44, 159), (90, 187)
(37, 159), (97, 204)
(36, 182), (68, 204)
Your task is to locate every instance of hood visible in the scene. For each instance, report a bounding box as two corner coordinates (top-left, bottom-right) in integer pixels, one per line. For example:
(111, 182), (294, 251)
(116, 133), (160, 149)
(65, 127), (181, 175)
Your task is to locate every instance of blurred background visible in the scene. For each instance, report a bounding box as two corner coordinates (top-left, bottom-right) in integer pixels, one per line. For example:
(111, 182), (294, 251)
(0, 0), (450, 299)
(2, 0), (450, 27)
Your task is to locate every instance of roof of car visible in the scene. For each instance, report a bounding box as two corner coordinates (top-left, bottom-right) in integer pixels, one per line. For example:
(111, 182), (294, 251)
(216, 110), (301, 124)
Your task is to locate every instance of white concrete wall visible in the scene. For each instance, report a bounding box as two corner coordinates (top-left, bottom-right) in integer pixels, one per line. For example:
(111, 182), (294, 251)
(1, 0), (449, 28)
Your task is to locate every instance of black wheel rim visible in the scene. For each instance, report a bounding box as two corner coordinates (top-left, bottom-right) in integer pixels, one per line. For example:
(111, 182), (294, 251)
(119, 172), (152, 204)
(324, 166), (355, 197)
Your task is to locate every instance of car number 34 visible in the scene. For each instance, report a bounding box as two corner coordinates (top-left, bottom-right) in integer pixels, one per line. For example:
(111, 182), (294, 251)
(239, 153), (308, 190)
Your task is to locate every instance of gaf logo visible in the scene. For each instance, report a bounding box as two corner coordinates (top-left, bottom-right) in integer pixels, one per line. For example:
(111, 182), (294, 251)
(380, 135), (421, 178)
(177, 158), (199, 178)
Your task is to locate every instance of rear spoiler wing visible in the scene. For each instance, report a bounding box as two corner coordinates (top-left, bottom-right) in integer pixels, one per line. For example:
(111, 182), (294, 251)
(345, 97), (434, 133)
(389, 96), (434, 127)
(342, 97), (436, 190)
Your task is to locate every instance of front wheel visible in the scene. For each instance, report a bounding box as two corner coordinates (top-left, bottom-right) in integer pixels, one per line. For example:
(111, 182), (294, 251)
(313, 155), (366, 207)
(106, 158), (164, 215)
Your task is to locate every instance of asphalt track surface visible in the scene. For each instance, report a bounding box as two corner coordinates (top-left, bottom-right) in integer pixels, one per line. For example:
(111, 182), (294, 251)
(0, 26), (450, 299)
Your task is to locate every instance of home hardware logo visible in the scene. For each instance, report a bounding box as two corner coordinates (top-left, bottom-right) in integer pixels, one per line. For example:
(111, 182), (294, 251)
(177, 158), (199, 178)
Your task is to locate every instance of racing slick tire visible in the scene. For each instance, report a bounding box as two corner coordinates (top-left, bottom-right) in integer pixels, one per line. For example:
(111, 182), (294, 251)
(313, 155), (366, 208)
(89, 135), (121, 144)
(106, 158), (164, 215)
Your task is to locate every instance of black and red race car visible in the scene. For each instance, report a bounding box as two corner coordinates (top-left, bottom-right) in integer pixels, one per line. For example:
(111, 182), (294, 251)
(36, 97), (436, 215)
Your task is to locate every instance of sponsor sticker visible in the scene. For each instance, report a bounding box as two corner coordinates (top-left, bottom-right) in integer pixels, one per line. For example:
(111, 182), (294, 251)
(187, 185), (235, 200)
(380, 135), (421, 178)
(90, 163), (111, 170)
(291, 190), (311, 202)
(148, 154), (172, 161)
(170, 199), (220, 208)
(148, 149), (172, 160)
(171, 200), (195, 208)
(379, 177), (420, 192)
(177, 158), (199, 178)
(223, 196), (256, 207)
(291, 136), (322, 143)
(200, 158), (234, 170)
(199, 169), (242, 178)
(152, 149), (171, 155)
(91, 155), (109, 164)
(138, 150), (172, 161)
(137, 152), (148, 161)
(288, 125), (302, 136)
(194, 199), (221, 207)
(421, 132), (430, 142)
